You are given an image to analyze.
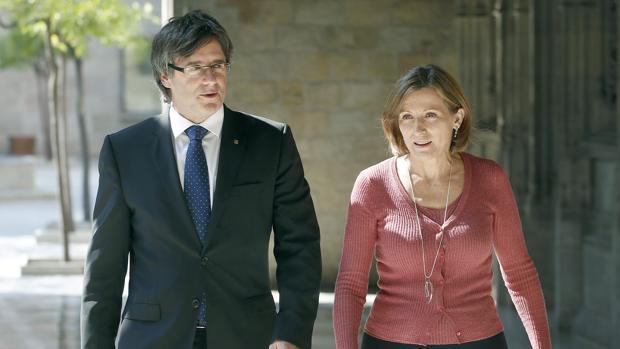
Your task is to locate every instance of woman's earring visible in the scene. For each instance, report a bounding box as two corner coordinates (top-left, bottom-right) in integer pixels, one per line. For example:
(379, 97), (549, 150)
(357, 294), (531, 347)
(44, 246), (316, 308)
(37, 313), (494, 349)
(450, 127), (459, 149)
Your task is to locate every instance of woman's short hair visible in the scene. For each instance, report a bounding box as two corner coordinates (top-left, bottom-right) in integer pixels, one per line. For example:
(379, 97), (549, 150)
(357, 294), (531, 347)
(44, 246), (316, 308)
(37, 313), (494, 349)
(381, 64), (472, 156)
(151, 10), (234, 103)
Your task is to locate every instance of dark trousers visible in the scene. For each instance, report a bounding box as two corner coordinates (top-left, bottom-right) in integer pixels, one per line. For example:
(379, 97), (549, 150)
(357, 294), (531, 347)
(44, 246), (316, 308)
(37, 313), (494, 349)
(193, 328), (207, 349)
(361, 332), (508, 349)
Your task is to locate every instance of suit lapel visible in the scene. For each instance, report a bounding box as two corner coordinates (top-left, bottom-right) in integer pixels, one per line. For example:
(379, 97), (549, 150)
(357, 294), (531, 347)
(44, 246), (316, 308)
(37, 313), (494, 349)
(206, 106), (247, 246)
(151, 114), (202, 249)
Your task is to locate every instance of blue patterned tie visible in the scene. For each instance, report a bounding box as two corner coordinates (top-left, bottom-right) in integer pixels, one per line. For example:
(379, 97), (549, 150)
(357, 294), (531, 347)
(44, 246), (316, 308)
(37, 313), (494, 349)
(183, 125), (210, 327)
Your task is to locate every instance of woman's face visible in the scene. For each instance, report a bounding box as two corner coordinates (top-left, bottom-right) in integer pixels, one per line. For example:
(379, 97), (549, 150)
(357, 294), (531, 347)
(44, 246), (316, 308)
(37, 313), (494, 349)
(398, 87), (463, 158)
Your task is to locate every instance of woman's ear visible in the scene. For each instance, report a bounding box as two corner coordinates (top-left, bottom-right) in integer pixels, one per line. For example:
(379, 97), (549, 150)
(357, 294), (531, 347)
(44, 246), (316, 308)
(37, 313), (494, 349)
(454, 108), (465, 129)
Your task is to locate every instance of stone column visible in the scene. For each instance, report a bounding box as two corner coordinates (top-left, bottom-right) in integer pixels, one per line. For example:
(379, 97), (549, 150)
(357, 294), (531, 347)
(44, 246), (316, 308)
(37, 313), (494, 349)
(457, 0), (501, 160)
(614, 1), (620, 343)
(498, 0), (533, 207)
(526, 0), (558, 312)
(553, 163), (585, 331)
(553, 1), (618, 347)
(495, 0), (515, 307)
(552, 0), (585, 331)
(532, 0), (555, 203)
(614, 3), (620, 338)
(492, 0), (556, 309)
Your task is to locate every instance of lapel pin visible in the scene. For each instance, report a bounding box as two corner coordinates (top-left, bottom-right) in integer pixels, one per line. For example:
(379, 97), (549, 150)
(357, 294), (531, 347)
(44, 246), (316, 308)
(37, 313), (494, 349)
(233, 139), (239, 145)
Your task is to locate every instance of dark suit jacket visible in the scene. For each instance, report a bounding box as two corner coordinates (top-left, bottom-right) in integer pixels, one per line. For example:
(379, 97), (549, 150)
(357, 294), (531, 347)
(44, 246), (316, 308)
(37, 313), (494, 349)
(81, 106), (322, 349)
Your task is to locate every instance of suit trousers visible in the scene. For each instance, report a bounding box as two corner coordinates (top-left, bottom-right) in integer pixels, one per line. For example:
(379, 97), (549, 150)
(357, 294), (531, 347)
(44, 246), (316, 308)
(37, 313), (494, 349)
(193, 328), (207, 349)
(361, 332), (508, 349)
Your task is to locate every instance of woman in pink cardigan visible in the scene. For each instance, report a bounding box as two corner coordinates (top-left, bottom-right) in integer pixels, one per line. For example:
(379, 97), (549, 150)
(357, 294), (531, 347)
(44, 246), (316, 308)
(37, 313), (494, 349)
(333, 65), (551, 349)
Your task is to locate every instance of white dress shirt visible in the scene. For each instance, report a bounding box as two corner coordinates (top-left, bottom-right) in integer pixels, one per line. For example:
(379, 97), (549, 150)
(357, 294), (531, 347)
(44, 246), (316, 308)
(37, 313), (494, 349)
(169, 104), (223, 207)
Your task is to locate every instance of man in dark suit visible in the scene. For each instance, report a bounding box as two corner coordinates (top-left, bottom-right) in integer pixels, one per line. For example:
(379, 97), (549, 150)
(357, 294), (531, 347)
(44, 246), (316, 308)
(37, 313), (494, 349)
(81, 10), (321, 349)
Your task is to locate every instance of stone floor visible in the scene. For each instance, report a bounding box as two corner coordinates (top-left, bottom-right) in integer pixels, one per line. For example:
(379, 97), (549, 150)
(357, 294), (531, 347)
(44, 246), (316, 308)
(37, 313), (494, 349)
(0, 281), (574, 349)
(0, 230), (578, 349)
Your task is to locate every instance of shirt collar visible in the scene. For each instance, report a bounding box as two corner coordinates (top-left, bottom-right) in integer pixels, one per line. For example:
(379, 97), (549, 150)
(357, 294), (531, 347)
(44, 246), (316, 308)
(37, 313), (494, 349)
(169, 104), (224, 139)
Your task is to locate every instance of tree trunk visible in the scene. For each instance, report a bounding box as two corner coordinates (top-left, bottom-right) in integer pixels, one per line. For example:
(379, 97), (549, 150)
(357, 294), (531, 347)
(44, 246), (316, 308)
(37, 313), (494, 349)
(74, 57), (91, 222)
(59, 55), (74, 232)
(34, 58), (52, 160)
(44, 20), (73, 261)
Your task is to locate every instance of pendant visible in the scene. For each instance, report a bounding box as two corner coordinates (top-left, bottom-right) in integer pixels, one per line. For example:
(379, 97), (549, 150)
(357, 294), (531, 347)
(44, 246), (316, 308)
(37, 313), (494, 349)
(424, 278), (433, 304)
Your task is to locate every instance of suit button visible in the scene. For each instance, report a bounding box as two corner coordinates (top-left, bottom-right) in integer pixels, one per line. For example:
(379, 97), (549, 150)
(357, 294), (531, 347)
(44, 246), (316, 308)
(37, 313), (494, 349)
(192, 298), (200, 309)
(201, 256), (208, 266)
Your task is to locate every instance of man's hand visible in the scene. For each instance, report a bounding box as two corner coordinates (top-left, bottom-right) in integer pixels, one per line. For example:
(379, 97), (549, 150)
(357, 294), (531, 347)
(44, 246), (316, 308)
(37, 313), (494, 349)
(269, 340), (299, 349)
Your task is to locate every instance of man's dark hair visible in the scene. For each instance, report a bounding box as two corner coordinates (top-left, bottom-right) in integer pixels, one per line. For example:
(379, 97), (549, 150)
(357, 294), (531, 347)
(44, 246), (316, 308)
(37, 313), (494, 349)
(151, 10), (234, 103)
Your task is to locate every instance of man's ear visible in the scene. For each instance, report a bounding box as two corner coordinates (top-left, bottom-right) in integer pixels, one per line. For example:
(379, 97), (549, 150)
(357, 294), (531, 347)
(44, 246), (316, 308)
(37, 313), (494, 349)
(160, 73), (172, 88)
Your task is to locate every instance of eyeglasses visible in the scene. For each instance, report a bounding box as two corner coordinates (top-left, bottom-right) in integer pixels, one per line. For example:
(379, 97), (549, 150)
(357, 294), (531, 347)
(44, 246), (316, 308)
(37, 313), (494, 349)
(167, 62), (231, 77)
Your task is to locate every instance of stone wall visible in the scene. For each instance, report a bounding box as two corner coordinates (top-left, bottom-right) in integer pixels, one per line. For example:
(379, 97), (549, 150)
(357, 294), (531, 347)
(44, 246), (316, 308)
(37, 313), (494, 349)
(0, 0), (459, 287)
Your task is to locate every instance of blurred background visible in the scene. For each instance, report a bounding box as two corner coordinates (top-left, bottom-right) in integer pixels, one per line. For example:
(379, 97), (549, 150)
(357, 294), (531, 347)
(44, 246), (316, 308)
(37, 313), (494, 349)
(0, 0), (618, 348)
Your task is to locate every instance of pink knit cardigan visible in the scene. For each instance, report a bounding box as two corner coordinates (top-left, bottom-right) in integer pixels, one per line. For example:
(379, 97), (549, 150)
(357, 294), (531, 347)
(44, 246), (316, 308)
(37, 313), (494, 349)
(333, 153), (551, 348)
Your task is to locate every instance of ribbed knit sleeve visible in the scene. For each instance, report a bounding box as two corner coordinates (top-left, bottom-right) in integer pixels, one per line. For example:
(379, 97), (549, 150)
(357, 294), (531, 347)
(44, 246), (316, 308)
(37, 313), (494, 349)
(491, 164), (552, 349)
(333, 170), (378, 349)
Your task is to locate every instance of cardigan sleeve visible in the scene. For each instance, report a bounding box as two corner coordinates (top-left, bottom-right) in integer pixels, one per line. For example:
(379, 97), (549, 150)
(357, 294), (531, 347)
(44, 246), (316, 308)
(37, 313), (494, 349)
(333, 171), (378, 349)
(491, 164), (552, 349)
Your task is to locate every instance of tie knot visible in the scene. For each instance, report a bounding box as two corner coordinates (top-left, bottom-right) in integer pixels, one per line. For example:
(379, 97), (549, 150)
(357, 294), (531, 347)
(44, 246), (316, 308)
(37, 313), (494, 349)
(185, 125), (208, 141)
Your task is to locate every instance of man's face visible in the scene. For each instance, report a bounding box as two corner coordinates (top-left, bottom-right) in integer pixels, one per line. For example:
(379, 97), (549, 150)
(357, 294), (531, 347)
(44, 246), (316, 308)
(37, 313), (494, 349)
(160, 40), (228, 123)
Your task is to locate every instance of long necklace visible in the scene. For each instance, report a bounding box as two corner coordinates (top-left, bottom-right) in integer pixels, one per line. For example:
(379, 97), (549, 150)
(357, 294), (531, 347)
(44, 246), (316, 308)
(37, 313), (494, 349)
(407, 157), (453, 304)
